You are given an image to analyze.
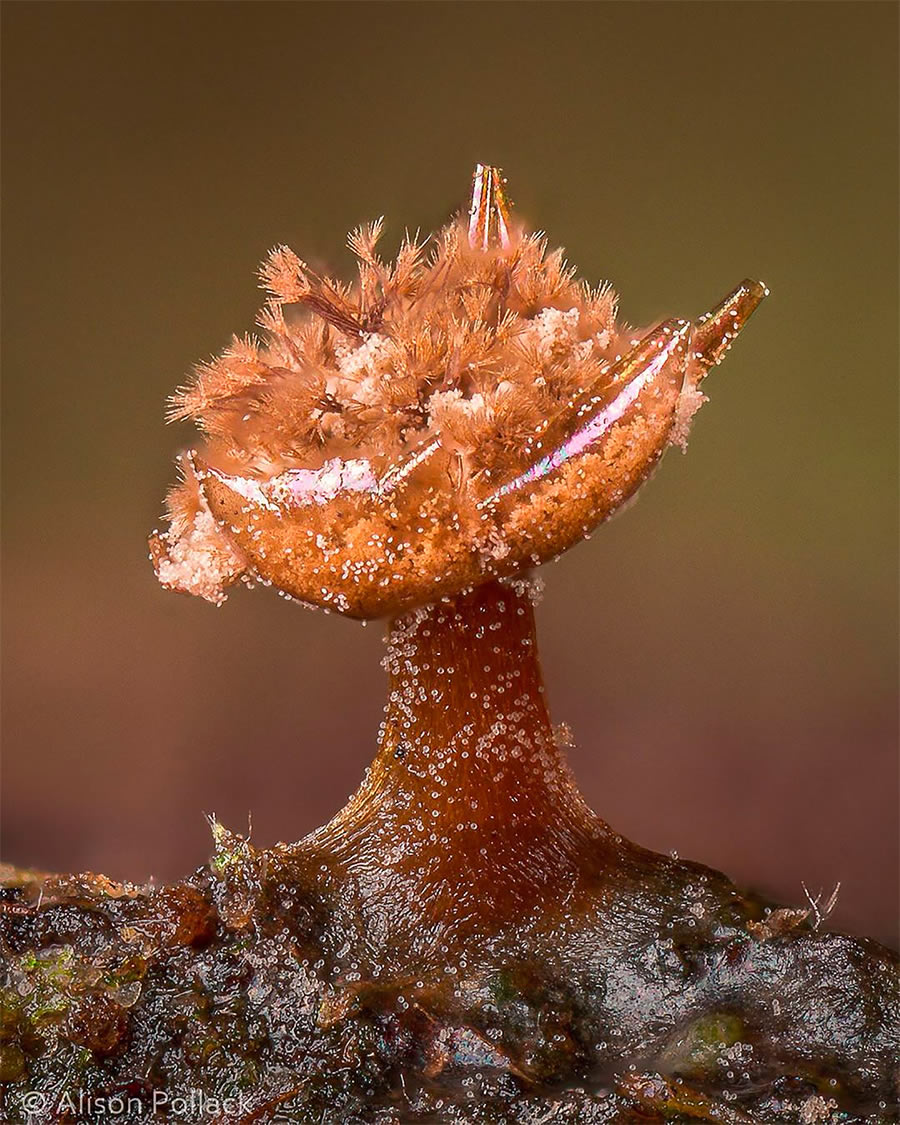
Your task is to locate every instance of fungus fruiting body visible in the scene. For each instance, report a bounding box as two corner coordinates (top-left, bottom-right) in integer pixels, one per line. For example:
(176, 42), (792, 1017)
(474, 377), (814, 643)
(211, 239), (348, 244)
(4, 169), (898, 1125)
(149, 165), (768, 965)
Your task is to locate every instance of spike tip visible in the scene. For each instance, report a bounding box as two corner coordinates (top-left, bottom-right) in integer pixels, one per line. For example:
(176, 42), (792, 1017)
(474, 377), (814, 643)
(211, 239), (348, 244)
(468, 163), (512, 250)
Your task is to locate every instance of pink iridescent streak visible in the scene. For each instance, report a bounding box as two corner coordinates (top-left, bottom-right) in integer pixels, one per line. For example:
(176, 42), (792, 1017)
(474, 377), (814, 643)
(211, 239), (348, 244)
(206, 458), (378, 510)
(485, 331), (685, 505)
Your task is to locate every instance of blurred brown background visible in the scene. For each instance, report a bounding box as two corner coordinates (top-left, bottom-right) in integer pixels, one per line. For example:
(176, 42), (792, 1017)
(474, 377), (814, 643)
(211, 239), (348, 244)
(2, 3), (897, 946)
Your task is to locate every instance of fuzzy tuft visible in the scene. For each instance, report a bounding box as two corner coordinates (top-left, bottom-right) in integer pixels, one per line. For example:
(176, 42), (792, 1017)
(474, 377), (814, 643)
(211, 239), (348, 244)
(169, 218), (629, 486)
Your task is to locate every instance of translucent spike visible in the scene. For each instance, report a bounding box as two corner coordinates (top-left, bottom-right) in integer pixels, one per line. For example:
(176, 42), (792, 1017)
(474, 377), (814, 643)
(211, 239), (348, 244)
(693, 278), (768, 374)
(468, 164), (512, 250)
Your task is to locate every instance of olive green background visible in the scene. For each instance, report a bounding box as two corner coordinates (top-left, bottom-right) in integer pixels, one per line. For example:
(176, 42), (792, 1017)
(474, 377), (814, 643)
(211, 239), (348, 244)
(3, 2), (897, 945)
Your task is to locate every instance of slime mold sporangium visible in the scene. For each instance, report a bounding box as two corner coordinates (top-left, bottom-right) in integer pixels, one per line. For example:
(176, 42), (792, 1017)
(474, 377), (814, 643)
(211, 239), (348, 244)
(2, 168), (896, 1125)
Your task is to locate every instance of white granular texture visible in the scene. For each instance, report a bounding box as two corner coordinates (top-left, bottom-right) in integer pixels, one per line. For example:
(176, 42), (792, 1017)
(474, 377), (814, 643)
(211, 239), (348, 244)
(516, 307), (581, 360)
(336, 333), (395, 384)
(154, 508), (243, 606)
(800, 1095), (838, 1124)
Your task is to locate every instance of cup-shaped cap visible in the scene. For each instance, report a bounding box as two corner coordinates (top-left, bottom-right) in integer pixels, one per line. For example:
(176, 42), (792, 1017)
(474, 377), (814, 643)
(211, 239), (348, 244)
(150, 169), (765, 618)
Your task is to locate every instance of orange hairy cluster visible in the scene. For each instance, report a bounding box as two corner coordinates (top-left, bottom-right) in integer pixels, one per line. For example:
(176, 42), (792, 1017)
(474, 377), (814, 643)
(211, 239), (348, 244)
(169, 220), (625, 485)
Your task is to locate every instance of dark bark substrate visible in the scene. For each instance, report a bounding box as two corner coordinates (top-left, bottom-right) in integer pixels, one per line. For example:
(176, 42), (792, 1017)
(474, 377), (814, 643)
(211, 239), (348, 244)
(1, 826), (896, 1124)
